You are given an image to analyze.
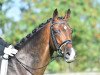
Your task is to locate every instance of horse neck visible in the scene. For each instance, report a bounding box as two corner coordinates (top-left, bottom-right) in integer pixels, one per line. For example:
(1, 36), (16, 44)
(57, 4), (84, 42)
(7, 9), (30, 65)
(15, 22), (53, 74)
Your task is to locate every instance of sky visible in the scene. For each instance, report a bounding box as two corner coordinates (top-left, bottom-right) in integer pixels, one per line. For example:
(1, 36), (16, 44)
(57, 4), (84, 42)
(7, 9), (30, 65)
(2, 0), (29, 21)
(0, 0), (100, 35)
(2, 0), (100, 22)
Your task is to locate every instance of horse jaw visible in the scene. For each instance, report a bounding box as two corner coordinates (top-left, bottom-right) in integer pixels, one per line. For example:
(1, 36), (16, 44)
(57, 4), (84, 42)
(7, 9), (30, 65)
(64, 47), (76, 63)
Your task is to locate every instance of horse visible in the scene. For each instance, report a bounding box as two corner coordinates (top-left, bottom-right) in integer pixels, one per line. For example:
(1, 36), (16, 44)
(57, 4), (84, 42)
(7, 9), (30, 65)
(0, 9), (76, 75)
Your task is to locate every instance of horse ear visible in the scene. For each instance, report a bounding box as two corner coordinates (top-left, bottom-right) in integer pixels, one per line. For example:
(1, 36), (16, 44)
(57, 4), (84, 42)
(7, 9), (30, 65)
(53, 9), (58, 21)
(64, 9), (71, 20)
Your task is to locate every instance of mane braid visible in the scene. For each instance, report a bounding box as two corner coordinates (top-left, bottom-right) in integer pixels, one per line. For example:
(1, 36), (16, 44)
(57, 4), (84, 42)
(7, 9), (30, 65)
(14, 18), (52, 50)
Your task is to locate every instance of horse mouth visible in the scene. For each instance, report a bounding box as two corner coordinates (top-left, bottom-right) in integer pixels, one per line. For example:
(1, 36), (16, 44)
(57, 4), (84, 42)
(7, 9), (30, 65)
(64, 47), (76, 63)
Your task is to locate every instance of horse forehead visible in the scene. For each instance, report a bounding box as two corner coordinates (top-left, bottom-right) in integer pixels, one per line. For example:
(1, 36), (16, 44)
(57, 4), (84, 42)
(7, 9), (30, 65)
(60, 24), (71, 29)
(52, 19), (71, 29)
(64, 25), (67, 30)
(57, 19), (66, 23)
(54, 24), (71, 31)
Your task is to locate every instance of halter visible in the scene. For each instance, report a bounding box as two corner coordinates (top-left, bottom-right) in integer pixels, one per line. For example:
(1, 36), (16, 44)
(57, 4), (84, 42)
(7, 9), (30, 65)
(50, 22), (72, 56)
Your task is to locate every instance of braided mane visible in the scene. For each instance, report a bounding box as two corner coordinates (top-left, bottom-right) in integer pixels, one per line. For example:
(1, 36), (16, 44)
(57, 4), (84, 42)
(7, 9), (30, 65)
(14, 17), (64, 50)
(14, 18), (52, 50)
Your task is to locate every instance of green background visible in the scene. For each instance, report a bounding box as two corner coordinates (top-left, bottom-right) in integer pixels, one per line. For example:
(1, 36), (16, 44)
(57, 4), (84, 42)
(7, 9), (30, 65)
(0, 0), (100, 73)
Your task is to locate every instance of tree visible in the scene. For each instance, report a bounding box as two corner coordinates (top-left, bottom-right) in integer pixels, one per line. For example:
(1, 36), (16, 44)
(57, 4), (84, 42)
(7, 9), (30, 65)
(0, 0), (100, 72)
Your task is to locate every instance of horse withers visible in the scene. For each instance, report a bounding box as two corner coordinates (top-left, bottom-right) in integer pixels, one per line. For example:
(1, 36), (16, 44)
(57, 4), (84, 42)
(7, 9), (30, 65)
(0, 9), (76, 75)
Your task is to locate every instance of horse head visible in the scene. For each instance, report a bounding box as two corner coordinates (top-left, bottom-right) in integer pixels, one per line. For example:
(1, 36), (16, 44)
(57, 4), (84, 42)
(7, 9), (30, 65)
(50, 9), (76, 63)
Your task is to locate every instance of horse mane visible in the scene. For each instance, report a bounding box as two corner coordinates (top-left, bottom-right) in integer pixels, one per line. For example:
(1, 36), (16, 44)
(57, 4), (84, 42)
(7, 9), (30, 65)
(14, 17), (63, 50)
(14, 18), (52, 50)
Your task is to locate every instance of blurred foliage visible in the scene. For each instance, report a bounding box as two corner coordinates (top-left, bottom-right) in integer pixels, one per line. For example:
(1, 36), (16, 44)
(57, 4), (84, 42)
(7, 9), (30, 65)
(0, 0), (100, 73)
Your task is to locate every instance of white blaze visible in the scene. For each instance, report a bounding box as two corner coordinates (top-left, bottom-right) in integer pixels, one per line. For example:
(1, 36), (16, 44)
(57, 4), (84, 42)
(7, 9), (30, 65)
(69, 48), (75, 61)
(65, 47), (76, 62)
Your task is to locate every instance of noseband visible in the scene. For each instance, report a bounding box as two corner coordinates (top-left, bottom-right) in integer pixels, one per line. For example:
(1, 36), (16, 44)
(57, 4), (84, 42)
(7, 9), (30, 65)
(50, 22), (72, 55)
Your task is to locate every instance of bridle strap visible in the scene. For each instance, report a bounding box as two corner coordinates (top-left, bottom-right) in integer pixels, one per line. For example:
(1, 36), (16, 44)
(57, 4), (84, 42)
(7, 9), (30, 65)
(59, 40), (72, 49)
(50, 22), (72, 55)
(50, 25), (60, 50)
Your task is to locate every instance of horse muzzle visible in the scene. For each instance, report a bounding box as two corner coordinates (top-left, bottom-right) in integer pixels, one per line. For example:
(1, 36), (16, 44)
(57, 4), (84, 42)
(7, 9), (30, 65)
(59, 40), (76, 63)
(64, 47), (76, 63)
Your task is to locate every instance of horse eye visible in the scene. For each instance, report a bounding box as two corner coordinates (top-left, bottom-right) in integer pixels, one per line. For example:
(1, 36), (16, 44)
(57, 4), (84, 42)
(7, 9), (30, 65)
(54, 30), (60, 34)
(63, 28), (67, 32)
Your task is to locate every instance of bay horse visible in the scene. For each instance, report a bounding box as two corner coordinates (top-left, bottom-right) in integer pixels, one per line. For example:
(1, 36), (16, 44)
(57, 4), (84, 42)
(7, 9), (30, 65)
(0, 9), (75, 75)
